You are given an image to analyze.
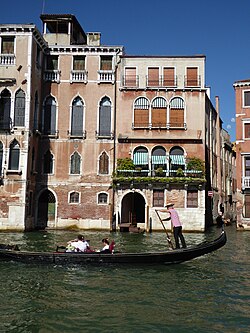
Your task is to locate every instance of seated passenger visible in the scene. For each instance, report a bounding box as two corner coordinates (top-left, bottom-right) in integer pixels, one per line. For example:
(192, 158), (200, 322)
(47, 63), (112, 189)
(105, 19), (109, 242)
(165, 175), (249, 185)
(66, 234), (89, 252)
(100, 238), (111, 253)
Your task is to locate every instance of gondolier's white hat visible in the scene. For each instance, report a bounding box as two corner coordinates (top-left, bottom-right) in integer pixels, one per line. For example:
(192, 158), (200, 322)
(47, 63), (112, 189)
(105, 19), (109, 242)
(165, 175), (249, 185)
(165, 202), (174, 207)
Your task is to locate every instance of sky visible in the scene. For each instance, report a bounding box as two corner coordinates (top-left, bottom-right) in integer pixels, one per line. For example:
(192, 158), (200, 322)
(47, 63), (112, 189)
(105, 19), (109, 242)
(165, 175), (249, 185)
(1, 0), (250, 141)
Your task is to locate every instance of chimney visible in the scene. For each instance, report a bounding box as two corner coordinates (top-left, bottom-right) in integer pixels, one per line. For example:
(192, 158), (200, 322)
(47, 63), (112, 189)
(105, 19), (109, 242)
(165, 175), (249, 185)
(87, 32), (101, 46)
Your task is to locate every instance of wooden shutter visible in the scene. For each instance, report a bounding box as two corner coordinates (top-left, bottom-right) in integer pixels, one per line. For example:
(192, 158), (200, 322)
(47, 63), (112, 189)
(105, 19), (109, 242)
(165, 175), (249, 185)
(134, 109), (149, 127)
(71, 105), (83, 136)
(2, 37), (14, 54)
(99, 103), (111, 136)
(186, 67), (198, 86)
(14, 90), (25, 127)
(73, 56), (85, 70)
(187, 190), (198, 208)
(148, 68), (159, 86)
(152, 108), (166, 127)
(169, 109), (184, 127)
(125, 67), (136, 86)
(99, 152), (109, 174)
(163, 67), (175, 86)
(101, 56), (112, 70)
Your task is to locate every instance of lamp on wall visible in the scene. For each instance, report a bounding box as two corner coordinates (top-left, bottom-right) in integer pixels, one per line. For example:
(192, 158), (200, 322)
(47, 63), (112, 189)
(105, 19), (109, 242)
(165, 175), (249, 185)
(17, 65), (22, 71)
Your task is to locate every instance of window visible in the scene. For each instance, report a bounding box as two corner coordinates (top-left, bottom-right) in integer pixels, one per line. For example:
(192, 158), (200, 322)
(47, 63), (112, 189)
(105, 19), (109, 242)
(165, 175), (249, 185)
(1, 36), (14, 54)
(163, 67), (175, 86)
(0, 89), (11, 130)
(69, 192), (80, 204)
(133, 147), (149, 172)
(152, 146), (167, 172)
(43, 96), (56, 135)
(147, 67), (159, 86)
(70, 152), (81, 175)
(187, 190), (198, 208)
(99, 151), (109, 174)
(151, 97), (167, 127)
(169, 97), (185, 128)
(153, 189), (164, 207)
(133, 97), (149, 128)
(46, 55), (58, 70)
(169, 146), (185, 171)
(14, 90), (25, 127)
(43, 150), (53, 174)
(98, 192), (108, 204)
(33, 92), (39, 131)
(244, 91), (250, 107)
(71, 97), (83, 136)
(73, 56), (85, 70)
(244, 123), (250, 138)
(100, 56), (112, 70)
(0, 141), (3, 175)
(124, 67), (137, 87)
(245, 157), (250, 177)
(99, 97), (111, 137)
(186, 67), (198, 86)
(8, 140), (20, 170)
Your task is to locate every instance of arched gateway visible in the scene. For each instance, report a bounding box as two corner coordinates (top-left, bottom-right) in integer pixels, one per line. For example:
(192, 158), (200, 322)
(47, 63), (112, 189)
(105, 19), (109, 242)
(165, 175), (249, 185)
(36, 189), (56, 230)
(121, 191), (145, 226)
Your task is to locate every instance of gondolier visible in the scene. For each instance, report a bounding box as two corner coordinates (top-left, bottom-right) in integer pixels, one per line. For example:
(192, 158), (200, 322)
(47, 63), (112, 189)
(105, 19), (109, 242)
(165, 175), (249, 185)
(159, 203), (186, 249)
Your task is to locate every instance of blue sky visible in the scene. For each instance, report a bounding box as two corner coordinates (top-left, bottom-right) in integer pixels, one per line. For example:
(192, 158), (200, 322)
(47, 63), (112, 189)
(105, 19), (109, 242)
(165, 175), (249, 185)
(1, 0), (250, 141)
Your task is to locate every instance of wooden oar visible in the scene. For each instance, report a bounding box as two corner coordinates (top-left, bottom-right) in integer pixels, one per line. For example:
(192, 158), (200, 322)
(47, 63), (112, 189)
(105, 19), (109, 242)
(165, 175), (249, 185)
(155, 210), (174, 249)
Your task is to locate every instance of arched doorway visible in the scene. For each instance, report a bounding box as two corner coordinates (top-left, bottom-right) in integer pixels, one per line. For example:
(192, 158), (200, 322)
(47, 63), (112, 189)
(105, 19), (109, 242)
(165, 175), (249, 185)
(36, 189), (56, 230)
(121, 192), (145, 226)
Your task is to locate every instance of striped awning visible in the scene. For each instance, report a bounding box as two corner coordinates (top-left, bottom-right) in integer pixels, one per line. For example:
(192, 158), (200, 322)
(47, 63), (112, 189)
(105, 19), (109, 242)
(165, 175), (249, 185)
(170, 155), (185, 165)
(151, 155), (167, 164)
(133, 152), (149, 165)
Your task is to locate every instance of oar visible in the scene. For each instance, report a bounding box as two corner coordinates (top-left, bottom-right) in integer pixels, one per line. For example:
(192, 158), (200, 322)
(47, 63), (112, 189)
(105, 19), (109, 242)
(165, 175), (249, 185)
(155, 210), (174, 249)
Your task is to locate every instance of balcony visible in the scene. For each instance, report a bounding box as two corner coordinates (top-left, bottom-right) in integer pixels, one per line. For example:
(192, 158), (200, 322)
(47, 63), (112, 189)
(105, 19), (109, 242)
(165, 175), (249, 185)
(44, 70), (61, 83)
(132, 122), (187, 130)
(184, 75), (201, 88)
(98, 70), (115, 83)
(242, 177), (250, 189)
(67, 130), (86, 139)
(70, 70), (88, 83)
(146, 75), (178, 88)
(95, 130), (114, 139)
(122, 75), (139, 88)
(0, 54), (15, 65)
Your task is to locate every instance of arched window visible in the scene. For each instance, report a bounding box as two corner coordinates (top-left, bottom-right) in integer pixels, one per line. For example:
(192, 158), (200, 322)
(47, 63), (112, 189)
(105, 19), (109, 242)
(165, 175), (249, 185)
(99, 97), (111, 137)
(70, 151), (81, 174)
(99, 151), (109, 174)
(0, 141), (3, 175)
(0, 89), (11, 130)
(43, 96), (56, 135)
(9, 140), (20, 170)
(33, 92), (39, 130)
(69, 191), (80, 204)
(169, 97), (185, 128)
(98, 192), (108, 204)
(43, 150), (53, 174)
(152, 146), (167, 174)
(14, 89), (25, 126)
(71, 97), (83, 136)
(169, 146), (185, 171)
(151, 97), (167, 127)
(133, 97), (149, 128)
(133, 146), (149, 174)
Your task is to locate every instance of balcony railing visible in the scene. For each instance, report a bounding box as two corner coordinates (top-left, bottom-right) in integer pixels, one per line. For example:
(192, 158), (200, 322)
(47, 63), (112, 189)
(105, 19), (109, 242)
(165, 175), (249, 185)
(44, 70), (61, 83)
(0, 54), (15, 65)
(95, 130), (114, 139)
(132, 122), (187, 130)
(184, 75), (201, 87)
(68, 130), (86, 139)
(146, 75), (178, 88)
(242, 177), (250, 189)
(70, 70), (88, 83)
(116, 169), (203, 178)
(98, 70), (115, 83)
(122, 75), (139, 88)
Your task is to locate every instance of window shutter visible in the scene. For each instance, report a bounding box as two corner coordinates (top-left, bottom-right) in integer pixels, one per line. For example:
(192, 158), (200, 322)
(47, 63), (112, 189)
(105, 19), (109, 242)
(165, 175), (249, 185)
(14, 90), (25, 126)
(125, 67), (136, 86)
(9, 141), (20, 170)
(99, 152), (109, 174)
(153, 190), (164, 207)
(163, 67), (175, 86)
(71, 105), (83, 136)
(148, 68), (159, 86)
(187, 190), (198, 208)
(186, 67), (198, 86)
(99, 101), (111, 136)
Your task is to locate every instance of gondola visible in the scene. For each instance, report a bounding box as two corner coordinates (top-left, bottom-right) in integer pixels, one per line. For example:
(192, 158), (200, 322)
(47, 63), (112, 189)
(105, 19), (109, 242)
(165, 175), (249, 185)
(0, 229), (226, 266)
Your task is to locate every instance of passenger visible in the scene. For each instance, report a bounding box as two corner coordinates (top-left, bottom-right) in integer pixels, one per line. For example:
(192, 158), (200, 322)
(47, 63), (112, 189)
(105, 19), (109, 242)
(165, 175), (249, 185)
(100, 238), (111, 253)
(66, 234), (89, 252)
(216, 212), (224, 228)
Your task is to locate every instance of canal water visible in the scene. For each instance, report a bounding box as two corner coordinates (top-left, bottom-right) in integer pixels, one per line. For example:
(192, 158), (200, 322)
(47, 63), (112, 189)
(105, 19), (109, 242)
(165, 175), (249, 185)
(0, 225), (249, 333)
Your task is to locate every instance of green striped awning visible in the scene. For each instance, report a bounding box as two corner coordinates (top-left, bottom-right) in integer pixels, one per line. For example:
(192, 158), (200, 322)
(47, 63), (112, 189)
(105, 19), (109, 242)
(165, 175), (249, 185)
(151, 155), (167, 164)
(170, 155), (185, 165)
(133, 152), (149, 165)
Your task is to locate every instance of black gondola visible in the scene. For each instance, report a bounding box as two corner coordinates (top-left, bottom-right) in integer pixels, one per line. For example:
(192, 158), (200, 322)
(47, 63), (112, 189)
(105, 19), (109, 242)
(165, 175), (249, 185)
(0, 229), (226, 266)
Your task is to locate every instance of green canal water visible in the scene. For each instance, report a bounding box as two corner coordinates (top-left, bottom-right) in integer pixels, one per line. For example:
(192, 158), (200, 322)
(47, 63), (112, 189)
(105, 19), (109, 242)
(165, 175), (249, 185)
(0, 226), (249, 333)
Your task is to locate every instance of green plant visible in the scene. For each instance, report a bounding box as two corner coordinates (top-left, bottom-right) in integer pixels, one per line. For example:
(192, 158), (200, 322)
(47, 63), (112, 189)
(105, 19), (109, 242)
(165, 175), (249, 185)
(187, 157), (205, 173)
(176, 168), (184, 176)
(116, 158), (135, 170)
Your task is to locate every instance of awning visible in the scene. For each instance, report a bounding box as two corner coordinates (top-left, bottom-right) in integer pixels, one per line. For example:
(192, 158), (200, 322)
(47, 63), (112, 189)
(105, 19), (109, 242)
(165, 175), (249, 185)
(133, 152), (149, 165)
(151, 155), (167, 164)
(170, 155), (185, 165)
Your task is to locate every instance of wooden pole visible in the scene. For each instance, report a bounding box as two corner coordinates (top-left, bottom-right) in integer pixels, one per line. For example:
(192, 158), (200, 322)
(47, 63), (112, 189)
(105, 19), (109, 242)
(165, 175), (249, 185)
(155, 210), (174, 249)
